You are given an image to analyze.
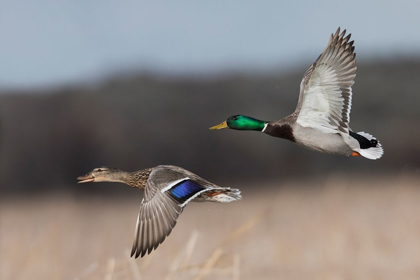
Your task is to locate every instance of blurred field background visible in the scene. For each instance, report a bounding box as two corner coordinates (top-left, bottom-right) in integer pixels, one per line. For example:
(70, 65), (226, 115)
(1, 1), (420, 280)
(2, 176), (420, 280)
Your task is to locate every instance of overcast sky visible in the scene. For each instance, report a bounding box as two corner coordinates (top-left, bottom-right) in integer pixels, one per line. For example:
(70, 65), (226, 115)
(0, 0), (419, 89)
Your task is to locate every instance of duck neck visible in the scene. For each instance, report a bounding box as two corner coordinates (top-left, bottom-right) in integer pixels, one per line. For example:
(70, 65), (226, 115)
(252, 119), (269, 132)
(115, 169), (152, 189)
(131, 169), (153, 189)
(260, 121), (269, 132)
(234, 117), (268, 132)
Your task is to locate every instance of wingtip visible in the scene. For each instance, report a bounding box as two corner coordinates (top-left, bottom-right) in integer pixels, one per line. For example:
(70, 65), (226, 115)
(335, 27), (341, 35)
(139, 250), (146, 258)
(343, 33), (352, 45)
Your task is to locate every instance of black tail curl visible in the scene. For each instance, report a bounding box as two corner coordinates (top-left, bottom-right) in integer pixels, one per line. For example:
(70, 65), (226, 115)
(349, 131), (378, 149)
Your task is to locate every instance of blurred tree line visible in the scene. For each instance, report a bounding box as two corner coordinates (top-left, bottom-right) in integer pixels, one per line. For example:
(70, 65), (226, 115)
(1, 60), (419, 192)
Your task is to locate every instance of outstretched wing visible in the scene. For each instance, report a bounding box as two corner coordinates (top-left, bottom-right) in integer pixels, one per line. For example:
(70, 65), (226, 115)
(130, 166), (210, 258)
(294, 28), (356, 134)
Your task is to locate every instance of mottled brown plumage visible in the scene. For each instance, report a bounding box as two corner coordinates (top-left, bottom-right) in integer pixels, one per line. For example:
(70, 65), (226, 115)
(125, 169), (152, 189)
(77, 165), (241, 258)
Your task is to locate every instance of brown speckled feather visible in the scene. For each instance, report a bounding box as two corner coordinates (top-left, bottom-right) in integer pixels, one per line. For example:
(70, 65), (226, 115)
(77, 166), (242, 258)
(125, 169), (152, 189)
(130, 165), (229, 258)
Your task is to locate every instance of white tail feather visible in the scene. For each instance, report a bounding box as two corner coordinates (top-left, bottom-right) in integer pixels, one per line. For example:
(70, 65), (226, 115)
(219, 188), (242, 202)
(356, 131), (384, 160)
(212, 188), (242, 203)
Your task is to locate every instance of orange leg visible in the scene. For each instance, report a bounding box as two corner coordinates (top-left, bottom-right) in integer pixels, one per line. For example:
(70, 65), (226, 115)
(351, 151), (361, 156)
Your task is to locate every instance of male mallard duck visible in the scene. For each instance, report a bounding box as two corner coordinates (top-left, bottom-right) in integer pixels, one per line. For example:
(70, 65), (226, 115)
(210, 28), (383, 160)
(77, 165), (241, 258)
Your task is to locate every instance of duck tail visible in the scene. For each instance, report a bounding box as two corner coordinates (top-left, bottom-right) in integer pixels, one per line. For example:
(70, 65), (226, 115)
(355, 131), (384, 160)
(205, 188), (242, 203)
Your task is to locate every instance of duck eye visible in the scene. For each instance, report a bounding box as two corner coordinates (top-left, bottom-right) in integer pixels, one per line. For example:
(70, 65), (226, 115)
(231, 117), (238, 121)
(97, 169), (102, 172)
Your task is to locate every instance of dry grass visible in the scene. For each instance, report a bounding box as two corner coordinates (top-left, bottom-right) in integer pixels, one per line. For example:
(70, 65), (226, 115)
(1, 174), (420, 280)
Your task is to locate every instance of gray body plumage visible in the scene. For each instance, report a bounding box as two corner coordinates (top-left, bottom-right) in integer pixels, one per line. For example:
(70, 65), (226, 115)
(263, 28), (383, 159)
(212, 28), (383, 159)
(292, 124), (356, 156)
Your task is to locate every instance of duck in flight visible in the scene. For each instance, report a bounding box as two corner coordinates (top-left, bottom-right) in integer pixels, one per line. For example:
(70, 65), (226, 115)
(210, 28), (383, 160)
(77, 165), (241, 258)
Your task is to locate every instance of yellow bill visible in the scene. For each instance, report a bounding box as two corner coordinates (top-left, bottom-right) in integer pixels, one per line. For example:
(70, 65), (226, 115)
(209, 121), (228, 130)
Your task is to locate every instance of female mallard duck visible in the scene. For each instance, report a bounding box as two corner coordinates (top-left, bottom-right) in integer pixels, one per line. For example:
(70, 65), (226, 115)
(210, 28), (383, 160)
(77, 165), (241, 258)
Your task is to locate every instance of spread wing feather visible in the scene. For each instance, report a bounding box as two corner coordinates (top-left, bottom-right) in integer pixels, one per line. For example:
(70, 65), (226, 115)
(295, 28), (356, 134)
(130, 166), (214, 258)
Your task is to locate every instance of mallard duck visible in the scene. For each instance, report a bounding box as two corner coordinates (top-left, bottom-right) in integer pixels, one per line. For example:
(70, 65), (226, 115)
(210, 28), (383, 160)
(77, 165), (241, 258)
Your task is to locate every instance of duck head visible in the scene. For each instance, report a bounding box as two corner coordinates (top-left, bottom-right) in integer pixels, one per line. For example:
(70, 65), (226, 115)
(77, 166), (123, 183)
(210, 115), (267, 131)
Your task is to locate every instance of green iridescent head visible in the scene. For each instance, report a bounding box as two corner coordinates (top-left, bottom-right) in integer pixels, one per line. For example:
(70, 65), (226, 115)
(210, 115), (267, 131)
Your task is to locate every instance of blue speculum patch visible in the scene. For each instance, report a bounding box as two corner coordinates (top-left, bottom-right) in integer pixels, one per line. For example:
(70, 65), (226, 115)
(169, 180), (204, 201)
